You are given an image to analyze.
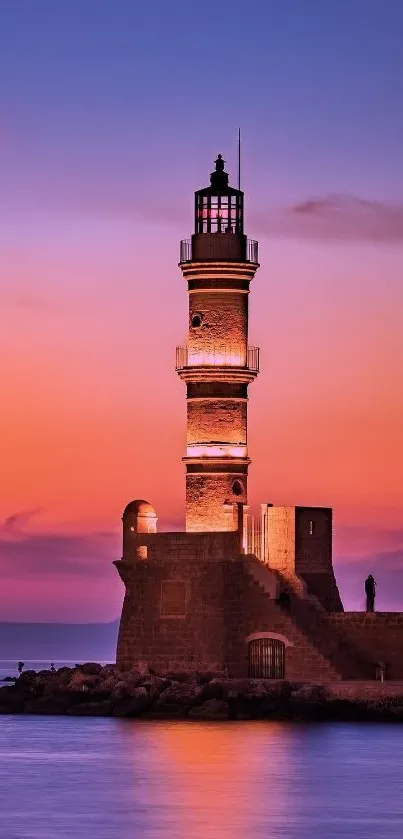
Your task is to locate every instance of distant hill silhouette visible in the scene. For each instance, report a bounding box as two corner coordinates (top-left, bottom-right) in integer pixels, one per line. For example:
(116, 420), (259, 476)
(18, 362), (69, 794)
(0, 620), (119, 661)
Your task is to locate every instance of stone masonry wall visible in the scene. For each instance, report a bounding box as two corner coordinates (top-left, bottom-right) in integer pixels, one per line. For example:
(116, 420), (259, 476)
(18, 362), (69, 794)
(188, 291), (248, 358)
(116, 558), (232, 672)
(327, 613), (403, 680)
(122, 530), (240, 563)
(266, 507), (296, 579)
(265, 506), (343, 611)
(187, 399), (247, 446)
(115, 539), (345, 680)
(224, 561), (342, 680)
(295, 507), (332, 574)
(116, 531), (241, 671)
(186, 473), (246, 531)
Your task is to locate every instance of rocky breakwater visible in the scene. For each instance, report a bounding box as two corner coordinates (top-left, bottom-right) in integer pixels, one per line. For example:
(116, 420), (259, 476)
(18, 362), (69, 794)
(1, 665), (403, 720)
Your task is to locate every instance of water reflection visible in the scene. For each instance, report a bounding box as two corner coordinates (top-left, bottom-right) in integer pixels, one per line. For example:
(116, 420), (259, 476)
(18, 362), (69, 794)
(1, 717), (403, 838)
(123, 722), (293, 839)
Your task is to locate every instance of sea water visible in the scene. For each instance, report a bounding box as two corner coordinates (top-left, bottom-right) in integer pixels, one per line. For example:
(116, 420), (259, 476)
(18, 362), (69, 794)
(0, 717), (402, 838)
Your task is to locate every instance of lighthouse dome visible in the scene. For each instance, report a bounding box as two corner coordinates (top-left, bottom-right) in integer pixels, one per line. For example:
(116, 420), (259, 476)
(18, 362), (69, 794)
(123, 500), (155, 517)
(122, 500), (158, 533)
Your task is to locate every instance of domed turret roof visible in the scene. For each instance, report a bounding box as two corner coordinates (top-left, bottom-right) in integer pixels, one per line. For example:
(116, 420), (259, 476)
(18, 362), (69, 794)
(123, 500), (156, 517)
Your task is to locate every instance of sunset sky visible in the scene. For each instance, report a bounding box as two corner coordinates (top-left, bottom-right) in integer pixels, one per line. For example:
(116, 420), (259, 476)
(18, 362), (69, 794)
(1, 0), (402, 621)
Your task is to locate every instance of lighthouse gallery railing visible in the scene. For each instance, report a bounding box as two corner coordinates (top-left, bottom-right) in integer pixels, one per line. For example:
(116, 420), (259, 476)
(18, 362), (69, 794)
(180, 238), (258, 264)
(175, 345), (259, 373)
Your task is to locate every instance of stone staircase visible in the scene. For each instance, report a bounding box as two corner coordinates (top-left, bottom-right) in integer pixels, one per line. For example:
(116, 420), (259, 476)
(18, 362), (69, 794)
(242, 560), (373, 680)
(240, 563), (342, 681)
(285, 591), (374, 680)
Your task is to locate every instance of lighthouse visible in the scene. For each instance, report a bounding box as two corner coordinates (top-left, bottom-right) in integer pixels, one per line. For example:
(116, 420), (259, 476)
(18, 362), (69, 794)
(115, 149), (345, 679)
(176, 154), (259, 532)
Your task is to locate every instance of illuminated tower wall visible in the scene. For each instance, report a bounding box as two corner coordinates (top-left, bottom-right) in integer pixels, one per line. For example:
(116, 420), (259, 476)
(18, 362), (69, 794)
(176, 155), (259, 531)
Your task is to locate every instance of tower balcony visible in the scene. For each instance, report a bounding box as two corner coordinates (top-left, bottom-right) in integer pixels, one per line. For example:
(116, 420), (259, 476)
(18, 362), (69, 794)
(180, 237), (258, 265)
(175, 345), (260, 383)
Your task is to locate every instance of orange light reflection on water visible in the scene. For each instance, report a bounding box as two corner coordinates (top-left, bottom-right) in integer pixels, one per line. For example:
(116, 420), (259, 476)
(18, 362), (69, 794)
(123, 721), (295, 839)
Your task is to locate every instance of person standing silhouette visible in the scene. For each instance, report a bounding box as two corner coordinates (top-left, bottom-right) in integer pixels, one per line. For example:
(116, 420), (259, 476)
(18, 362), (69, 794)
(365, 574), (376, 612)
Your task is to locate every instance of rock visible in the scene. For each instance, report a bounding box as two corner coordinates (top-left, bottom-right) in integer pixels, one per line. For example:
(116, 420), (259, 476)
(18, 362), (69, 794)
(199, 678), (227, 701)
(24, 695), (69, 715)
(0, 686), (25, 714)
(142, 705), (188, 719)
(141, 677), (170, 701)
(111, 675), (146, 699)
(113, 693), (151, 717)
(18, 670), (37, 680)
(79, 663), (103, 676)
(291, 684), (329, 703)
(98, 674), (119, 692)
(67, 672), (100, 692)
(188, 699), (229, 720)
(196, 671), (218, 685)
(67, 700), (114, 716)
(156, 681), (203, 708)
(289, 683), (331, 720)
(165, 671), (197, 683)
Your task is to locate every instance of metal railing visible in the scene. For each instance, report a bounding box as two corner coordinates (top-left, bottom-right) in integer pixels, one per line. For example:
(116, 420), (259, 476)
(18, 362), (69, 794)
(180, 239), (192, 263)
(179, 238), (258, 264)
(244, 509), (267, 563)
(246, 239), (258, 264)
(175, 345), (259, 372)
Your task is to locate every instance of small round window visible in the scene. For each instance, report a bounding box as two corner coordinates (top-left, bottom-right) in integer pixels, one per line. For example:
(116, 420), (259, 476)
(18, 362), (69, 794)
(191, 313), (202, 328)
(232, 480), (243, 497)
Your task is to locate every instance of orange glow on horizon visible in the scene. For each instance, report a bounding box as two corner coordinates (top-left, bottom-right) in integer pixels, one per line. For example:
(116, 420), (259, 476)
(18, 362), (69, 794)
(1, 231), (403, 617)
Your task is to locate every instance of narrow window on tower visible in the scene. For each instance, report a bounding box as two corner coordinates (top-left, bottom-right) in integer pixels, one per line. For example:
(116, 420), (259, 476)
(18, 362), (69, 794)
(309, 520), (315, 536)
(191, 313), (202, 328)
(232, 480), (243, 497)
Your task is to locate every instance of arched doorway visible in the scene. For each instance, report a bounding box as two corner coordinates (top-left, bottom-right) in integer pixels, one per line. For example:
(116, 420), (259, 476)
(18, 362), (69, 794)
(248, 637), (285, 679)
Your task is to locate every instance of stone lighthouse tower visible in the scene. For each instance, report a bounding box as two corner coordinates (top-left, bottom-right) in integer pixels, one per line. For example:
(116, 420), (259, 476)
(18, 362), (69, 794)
(176, 155), (259, 531)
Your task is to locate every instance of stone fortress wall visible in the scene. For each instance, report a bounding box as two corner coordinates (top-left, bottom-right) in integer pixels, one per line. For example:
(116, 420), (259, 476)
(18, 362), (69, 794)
(115, 502), (403, 681)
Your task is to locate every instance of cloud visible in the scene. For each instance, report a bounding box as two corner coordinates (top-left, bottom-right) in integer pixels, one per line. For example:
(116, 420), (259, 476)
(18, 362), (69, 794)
(5, 294), (62, 311)
(0, 510), (118, 581)
(2, 508), (42, 532)
(255, 195), (403, 244)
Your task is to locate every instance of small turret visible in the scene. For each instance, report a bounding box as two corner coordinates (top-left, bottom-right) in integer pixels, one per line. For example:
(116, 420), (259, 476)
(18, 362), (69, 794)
(122, 500), (157, 533)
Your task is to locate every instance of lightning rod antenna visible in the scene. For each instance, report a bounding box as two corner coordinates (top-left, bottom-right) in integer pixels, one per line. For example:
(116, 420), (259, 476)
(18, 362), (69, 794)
(237, 127), (241, 191)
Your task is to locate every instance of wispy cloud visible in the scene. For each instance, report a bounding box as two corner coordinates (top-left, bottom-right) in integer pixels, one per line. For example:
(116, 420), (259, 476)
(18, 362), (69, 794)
(254, 195), (403, 244)
(2, 508), (42, 533)
(0, 510), (118, 580)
